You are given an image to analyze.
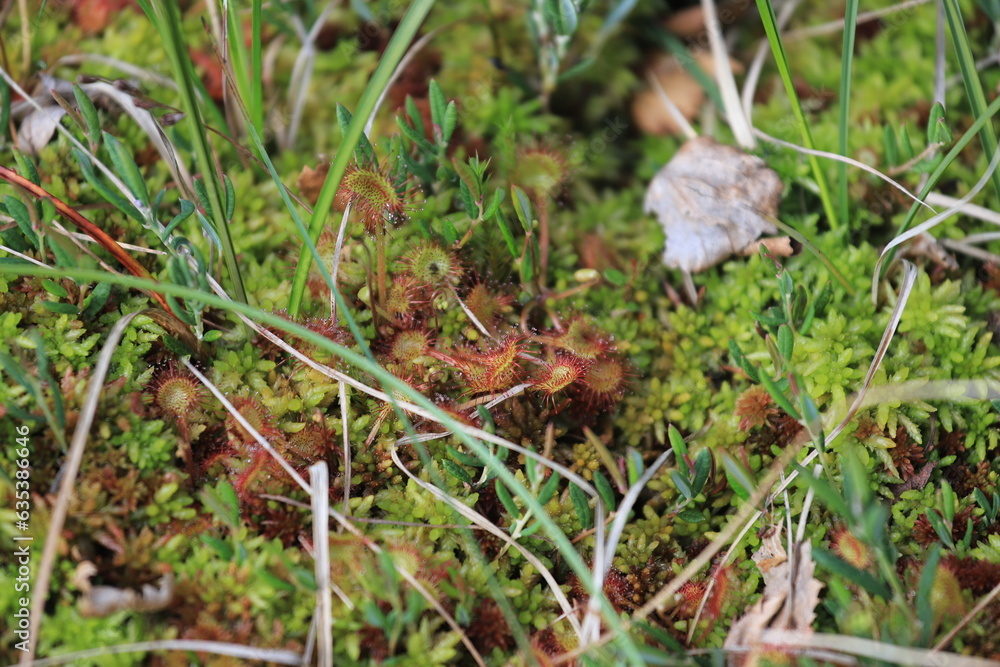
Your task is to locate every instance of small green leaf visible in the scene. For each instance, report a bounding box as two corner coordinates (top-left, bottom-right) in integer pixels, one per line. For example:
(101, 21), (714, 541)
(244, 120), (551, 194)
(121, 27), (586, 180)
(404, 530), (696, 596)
(484, 188), (505, 220)
(543, 0), (579, 35)
(40, 301), (79, 315)
(569, 483), (592, 529)
(538, 471), (561, 504)
(676, 508), (705, 523)
(4, 195), (39, 248)
(199, 480), (240, 529)
(729, 340), (760, 383)
(442, 101), (457, 144)
(667, 424), (687, 459)
(758, 370), (800, 420)
(0, 75), (9, 144)
(916, 543), (942, 645)
(41, 279), (68, 298)
(511, 185), (534, 233)
(72, 84), (101, 147)
(690, 449), (712, 497)
(721, 453), (753, 502)
(223, 174), (236, 221)
(441, 459), (474, 485)
(603, 268), (627, 286)
(404, 95), (426, 139)
(626, 448), (645, 487)
(494, 209), (518, 258)
(777, 324), (794, 361)
(671, 470), (692, 501)
(495, 480), (521, 519)
(884, 124), (899, 165)
(927, 101), (953, 145)
(447, 445), (484, 468)
(593, 471), (615, 509)
(337, 104), (377, 167)
(80, 282), (112, 320)
(813, 546), (892, 599)
(164, 199), (196, 236)
(428, 80), (447, 136)
(458, 179), (477, 218)
(203, 329), (223, 342)
(103, 131), (150, 205)
(940, 480), (956, 523)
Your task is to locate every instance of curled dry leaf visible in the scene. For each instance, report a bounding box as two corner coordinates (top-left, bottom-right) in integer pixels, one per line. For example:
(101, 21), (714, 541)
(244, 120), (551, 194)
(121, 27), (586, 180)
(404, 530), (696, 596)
(74, 561), (175, 618)
(723, 530), (824, 666)
(644, 137), (786, 273)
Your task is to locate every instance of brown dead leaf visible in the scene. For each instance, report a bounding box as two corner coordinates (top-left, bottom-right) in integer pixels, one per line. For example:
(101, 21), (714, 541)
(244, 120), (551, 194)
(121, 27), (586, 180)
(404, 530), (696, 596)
(297, 162), (330, 206)
(724, 531), (824, 666)
(632, 52), (744, 137)
(644, 137), (785, 273)
(663, 6), (706, 38)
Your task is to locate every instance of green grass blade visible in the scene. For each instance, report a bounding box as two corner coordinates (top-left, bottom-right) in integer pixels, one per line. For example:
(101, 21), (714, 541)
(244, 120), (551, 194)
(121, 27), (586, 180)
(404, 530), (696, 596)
(754, 0), (840, 231)
(141, 0), (248, 306)
(942, 0), (1000, 202)
(837, 0), (859, 225)
(287, 0), (436, 318)
(880, 93), (1000, 279)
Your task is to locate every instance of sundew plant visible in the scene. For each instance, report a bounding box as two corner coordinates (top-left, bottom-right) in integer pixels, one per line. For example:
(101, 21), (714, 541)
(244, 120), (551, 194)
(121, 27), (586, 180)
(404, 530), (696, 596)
(3, 0), (1000, 665)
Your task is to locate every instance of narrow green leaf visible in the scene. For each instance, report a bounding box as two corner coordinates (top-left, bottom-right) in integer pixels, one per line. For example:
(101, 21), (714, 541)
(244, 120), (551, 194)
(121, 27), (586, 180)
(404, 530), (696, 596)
(721, 453), (753, 502)
(102, 131), (150, 205)
(405, 95), (426, 139)
(837, 0), (858, 224)
(495, 480), (521, 519)
(164, 199), (196, 236)
(758, 370), (800, 420)
(627, 448), (644, 487)
(543, 0), (578, 35)
(916, 544), (943, 646)
(428, 80), (447, 137)
(442, 100), (457, 143)
(199, 480), (240, 529)
(494, 208), (518, 258)
(447, 445), (484, 467)
(754, 0), (839, 229)
(667, 424), (687, 459)
(813, 546), (892, 599)
(777, 324), (794, 361)
(72, 148), (143, 222)
(41, 279), (68, 298)
(72, 84), (101, 147)
(441, 459), (474, 485)
(569, 483), (592, 529)
(80, 282), (112, 319)
(0, 75), (9, 144)
(337, 104), (378, 167)
(3, 195), (39, 248)
(511, 185), (533, 233)
(603, 268), (627, 286)
(676, 508), (705, 523)
(223, 174), (236, 221)
(927, 101), (953, 145)
(538, 471), (561, 504)
(690, 449), (712, 497)
(942, 0), (1000, 202)
(593, 471), (615, 509)
(671, 470), (692, 501)
(40, 301), (78, 315)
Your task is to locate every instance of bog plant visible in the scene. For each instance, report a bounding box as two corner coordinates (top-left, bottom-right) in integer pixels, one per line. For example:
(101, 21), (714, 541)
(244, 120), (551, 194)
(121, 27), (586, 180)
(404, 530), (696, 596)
(3, 0), (1000, 665)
